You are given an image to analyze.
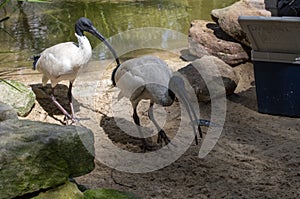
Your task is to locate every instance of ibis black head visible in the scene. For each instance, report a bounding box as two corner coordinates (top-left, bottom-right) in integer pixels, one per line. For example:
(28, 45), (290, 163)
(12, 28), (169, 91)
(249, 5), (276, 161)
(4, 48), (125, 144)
(75, 17), (120, 68)
(75, 17), (95, 36)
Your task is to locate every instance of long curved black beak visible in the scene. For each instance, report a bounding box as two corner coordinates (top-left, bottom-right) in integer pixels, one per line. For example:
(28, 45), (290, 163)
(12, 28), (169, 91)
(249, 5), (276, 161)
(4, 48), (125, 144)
(89, 26), (120, 66)
(170, 76), (202, 145)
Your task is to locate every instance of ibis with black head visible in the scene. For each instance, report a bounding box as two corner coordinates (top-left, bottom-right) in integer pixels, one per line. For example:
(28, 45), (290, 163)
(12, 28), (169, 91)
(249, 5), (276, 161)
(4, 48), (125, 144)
(33, 17), (120, 123)
(111, 55), (202, 150)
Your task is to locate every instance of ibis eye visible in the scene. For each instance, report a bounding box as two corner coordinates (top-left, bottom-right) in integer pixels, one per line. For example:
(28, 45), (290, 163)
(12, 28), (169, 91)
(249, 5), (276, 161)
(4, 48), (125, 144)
(85, 23), (92, 29)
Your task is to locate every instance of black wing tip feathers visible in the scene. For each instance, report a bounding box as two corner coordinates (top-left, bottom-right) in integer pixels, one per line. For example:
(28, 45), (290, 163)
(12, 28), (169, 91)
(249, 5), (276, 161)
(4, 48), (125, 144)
(32, 55), (40, 70)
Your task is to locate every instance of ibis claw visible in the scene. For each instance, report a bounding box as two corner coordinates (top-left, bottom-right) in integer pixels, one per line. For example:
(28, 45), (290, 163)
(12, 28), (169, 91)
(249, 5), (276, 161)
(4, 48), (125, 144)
(141, 139), (159, 152)
(157, 130), (170, 145)
(63, 115), (78, 125)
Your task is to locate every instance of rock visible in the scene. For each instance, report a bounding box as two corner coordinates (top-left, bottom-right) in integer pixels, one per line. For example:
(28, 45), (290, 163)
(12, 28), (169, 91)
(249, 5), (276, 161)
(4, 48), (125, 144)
(244, 0), (266, 10)
(233, 62), (255, 93)
(178, 56), (239, 102)
(188, 20), (250, 65)
(84, 188), (141, 199)
(33, 181), (84, 199)
(211, 0), (271, 46)
(0, 119), (95, 199)
(0, 102), (18, 121)
(0, 79), (36, 116)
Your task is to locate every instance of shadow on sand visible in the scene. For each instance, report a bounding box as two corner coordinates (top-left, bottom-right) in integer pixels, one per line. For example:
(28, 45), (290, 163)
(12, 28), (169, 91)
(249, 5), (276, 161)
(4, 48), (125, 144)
(30, 83), (80, 124)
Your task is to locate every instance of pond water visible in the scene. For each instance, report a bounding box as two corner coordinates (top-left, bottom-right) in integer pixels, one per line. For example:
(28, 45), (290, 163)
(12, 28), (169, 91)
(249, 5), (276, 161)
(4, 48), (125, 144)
(0, 0), (237, 71)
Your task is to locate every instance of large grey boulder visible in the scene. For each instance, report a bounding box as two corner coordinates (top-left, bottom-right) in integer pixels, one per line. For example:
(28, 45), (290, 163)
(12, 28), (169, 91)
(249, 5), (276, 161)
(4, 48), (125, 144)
(179, 55), (239, 102)
(0, 79), (35, 116)
(84, 188), (141, 199)
(188, 20), (250, 65)
(0, 102), (18, 121)
(0, 119), (95, 199)
(32, 182), (141, 199)
(211, 0), (271, 46)
(32, 181), (84, 199)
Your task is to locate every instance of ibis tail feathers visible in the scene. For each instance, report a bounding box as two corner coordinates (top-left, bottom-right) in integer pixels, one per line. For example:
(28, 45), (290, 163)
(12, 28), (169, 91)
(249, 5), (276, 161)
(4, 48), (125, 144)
(32, 55), (40, 70)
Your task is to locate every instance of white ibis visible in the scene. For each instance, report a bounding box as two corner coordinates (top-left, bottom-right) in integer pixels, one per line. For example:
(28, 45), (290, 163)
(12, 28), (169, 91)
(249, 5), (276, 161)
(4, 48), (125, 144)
(33, 17), (120, 123)
(111, 55), (202, 149)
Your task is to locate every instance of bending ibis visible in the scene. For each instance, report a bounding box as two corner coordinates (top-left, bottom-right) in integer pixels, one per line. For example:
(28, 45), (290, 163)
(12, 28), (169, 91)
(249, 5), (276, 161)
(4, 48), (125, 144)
(33, 17), (120, 123)
(111, 55), (202, 149)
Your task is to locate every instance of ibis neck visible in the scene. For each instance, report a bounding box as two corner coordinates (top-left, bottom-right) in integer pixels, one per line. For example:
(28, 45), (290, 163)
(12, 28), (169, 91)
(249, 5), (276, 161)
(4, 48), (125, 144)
(111, 64), (121, 86)
(75, 33), (92, 62)
(168, 89), (176, 102)
(75, 25), (84, 36)
(76, 33), (91, 48)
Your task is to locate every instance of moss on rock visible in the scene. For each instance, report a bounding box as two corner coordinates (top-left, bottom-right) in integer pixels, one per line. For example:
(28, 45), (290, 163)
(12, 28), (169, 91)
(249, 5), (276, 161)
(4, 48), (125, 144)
(33, 181), (84, 199)
(0, 79), (35, 116)
(84, 188), (141, 199)
(0, 119), (95, 199)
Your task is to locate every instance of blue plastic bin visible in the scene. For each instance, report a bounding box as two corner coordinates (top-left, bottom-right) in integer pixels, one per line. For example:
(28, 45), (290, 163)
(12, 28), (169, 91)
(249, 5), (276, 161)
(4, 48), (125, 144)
(253, 56), (300, 117)
(239, 16), (300, 117)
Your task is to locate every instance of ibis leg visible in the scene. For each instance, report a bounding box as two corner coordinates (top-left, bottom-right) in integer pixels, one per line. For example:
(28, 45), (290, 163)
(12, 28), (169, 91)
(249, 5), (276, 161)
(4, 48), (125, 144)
(68, 82), (76, 119)
(198, 124), (202, 139)
(50, 87), (72, 120)
(148, 102), (170, 145)
(132, 102), (155, 151)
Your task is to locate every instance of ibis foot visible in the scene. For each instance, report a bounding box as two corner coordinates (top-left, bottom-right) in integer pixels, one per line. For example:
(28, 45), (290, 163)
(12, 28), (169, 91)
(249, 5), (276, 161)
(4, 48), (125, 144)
(141, 139), (159, 152)
(63, 115), (78, 125)
(157, 130), (170, 145)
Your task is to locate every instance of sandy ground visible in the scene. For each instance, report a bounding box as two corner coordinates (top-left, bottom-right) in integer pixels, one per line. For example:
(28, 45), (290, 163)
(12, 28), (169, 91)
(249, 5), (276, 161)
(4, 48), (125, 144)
(4, 51), (300, 199)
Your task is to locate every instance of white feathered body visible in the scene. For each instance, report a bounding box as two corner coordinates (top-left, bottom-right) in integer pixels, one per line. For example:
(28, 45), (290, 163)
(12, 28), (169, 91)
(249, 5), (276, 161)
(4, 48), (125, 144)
(36, 34), (92, 87)
(115, 55), (174, 106)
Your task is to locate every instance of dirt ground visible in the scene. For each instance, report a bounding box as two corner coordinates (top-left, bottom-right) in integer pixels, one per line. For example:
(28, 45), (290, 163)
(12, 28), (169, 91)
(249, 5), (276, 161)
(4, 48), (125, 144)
(5, 51), (300, 199)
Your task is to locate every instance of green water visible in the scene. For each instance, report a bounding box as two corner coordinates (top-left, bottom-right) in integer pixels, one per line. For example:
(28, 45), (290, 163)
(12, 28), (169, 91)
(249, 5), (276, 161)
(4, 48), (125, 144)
(0, 0), (237, 70)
